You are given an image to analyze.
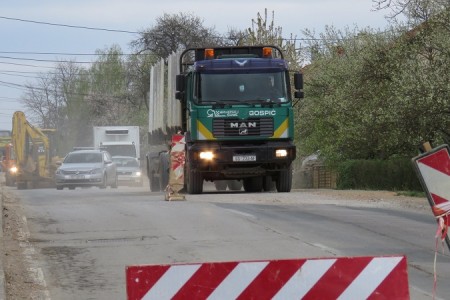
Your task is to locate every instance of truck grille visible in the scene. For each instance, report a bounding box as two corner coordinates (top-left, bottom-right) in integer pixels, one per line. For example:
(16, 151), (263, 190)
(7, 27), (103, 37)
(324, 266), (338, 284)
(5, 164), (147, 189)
(213, 118), (273, 137)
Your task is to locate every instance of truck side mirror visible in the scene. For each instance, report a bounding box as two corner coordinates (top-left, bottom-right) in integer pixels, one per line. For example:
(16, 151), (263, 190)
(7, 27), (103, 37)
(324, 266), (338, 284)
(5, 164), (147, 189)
(294, 73), (303, 90)
(294, 73), (304, 99)
(175, 75), (185, 101)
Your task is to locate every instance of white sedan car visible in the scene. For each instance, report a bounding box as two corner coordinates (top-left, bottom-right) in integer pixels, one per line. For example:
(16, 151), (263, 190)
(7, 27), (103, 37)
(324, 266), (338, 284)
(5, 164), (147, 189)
(111, 156), (143, 187)
(55, 149), (118, 190)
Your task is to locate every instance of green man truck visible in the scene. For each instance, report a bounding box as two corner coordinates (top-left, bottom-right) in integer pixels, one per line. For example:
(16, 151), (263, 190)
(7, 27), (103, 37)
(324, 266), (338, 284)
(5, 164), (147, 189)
(146, 45), (303, 194)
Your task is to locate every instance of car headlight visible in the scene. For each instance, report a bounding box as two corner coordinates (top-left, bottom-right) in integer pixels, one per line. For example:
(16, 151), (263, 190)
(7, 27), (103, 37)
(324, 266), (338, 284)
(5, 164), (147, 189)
(135, 171), (141, 177)
(9, 166), (18, 174)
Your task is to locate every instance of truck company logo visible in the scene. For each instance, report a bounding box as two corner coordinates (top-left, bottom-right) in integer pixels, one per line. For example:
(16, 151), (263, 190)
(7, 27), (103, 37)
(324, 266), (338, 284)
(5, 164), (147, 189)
(207, 109), (239, 118)
(235, 60), (248, 66)
(230, 122), (256, 128)
(249, 110), (276, 116)
(239, 128), (248, 135)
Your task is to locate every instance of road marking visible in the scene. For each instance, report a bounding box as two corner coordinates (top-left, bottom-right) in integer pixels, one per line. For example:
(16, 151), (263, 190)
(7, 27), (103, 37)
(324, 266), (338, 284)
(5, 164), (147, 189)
(18, 215), (51, 300)
(223, 208), (257, 219)
(309, 242), (341, 255)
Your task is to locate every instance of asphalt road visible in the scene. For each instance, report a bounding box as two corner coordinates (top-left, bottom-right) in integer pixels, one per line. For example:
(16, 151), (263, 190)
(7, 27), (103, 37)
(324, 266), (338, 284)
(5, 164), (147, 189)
(2, 183), (450, 299)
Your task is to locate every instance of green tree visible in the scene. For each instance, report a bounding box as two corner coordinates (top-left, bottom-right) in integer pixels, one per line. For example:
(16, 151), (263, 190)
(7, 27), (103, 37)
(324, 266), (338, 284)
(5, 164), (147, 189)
(373, 0), (450, 143)
(87, 45), (129, 125)
(298, 0), (449, 163)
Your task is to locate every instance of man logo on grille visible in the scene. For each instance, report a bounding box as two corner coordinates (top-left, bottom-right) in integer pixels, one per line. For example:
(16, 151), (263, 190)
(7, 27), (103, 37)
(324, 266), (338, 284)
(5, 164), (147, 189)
(230, 122), (256, 128)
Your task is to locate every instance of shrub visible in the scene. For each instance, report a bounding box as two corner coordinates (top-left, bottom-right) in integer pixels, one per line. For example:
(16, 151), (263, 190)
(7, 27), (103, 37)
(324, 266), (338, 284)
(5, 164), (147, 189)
(336, 158), (422, 191)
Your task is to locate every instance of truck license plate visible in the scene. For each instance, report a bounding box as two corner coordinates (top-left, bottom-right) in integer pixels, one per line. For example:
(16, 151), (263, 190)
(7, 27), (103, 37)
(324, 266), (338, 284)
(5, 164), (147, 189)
(233, 155), (256, 162)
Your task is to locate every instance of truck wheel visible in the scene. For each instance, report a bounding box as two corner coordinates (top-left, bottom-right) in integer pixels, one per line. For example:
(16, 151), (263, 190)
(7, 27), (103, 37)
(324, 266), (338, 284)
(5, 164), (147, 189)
(227, 180), (242, 191)
(276, 166), (292, 192)
(263, 176), (274, 191)
(160, 153), (169, 190)
(17, 182), (27, 190)
(187, 164), (203, 194)
(243, 177), (263, 193)
(5, 173), (12, 186)
(214, 180), (227, 191)
(150, 173), (160, 192)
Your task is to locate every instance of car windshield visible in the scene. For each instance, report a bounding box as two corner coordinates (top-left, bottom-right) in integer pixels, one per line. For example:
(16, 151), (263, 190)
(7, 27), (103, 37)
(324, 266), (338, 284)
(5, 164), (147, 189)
(196, 71), (288, 104)
(64, 152), (102, 163)
(112, 157), (139, 168)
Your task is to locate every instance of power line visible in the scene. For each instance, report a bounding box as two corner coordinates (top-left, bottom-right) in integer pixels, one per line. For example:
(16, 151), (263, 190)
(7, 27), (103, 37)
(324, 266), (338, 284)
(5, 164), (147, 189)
(0, 55), (93, 64)
(0, 61), (56, 69)
(0, 16), (347, 43)
(0, 70), (92, 78)
(0, 96), (23, 101)
(0, 15), (139, 34)
(0, 80), (29, 91)
(0, 51), (152, 56)
(0, 70), (67, 75)
(0, 79), (134, 98)
(0, 71), (41, 79)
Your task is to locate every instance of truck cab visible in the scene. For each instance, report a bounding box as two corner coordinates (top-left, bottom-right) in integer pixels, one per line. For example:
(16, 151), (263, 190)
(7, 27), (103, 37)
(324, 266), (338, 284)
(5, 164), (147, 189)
(176, 46), (304, 194)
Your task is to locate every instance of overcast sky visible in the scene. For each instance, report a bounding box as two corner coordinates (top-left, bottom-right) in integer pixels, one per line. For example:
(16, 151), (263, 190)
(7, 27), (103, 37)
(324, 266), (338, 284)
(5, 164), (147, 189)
(0, 0), (393, 130)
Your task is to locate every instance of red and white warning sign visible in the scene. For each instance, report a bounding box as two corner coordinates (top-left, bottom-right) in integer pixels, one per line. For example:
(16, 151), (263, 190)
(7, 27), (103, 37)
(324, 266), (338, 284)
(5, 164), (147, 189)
(126, 256), (409, 299)
(169, 134), (186, 185)
(413, 144), (450, 246)
(165, 134), (186, 200)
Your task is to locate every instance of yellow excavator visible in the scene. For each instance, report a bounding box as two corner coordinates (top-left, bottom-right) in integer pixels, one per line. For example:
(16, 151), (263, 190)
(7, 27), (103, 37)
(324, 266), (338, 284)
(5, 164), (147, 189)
(12, 111), (60, 189)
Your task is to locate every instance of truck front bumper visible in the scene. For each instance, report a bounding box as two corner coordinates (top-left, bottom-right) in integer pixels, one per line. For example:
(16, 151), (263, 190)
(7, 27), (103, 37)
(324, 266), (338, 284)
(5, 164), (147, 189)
(187, 140), (296, 180)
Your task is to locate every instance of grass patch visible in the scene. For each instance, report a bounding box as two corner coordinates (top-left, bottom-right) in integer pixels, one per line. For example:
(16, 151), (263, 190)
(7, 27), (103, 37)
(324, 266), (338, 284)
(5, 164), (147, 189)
(395, 191), (426, 197)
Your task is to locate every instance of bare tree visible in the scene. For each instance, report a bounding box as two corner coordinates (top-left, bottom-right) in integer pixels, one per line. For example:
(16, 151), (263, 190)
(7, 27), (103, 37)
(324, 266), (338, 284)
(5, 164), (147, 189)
(239, 9), (304, 69)
(130, 12), (222, 58)
(373, 0), (449, 24)
(20, 61), (94, 153)
(22, 61), (82, 129)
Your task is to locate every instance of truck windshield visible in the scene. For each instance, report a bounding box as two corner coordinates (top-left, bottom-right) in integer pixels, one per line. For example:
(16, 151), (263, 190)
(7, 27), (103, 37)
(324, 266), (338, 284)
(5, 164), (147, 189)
(196, 72), (289, 104)
(104, 145), (136, 158)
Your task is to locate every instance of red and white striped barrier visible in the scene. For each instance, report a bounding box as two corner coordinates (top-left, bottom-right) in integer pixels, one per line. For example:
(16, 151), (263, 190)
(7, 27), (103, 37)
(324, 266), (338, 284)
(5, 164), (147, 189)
(170, 134), (186, 184)
(413, 145), (450, 245)
(126, 256), (409, 299)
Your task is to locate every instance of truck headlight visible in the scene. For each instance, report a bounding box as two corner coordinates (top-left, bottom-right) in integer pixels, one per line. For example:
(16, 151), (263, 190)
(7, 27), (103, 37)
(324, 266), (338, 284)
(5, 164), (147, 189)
(275, 149), (288, 158)
(199, 151), (214, 161)
(9, 166), (18, 174)
(135, 171), (141, 177)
